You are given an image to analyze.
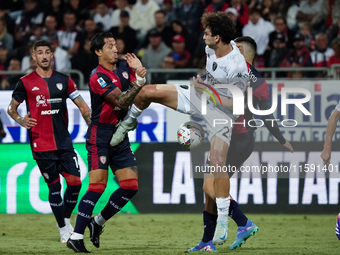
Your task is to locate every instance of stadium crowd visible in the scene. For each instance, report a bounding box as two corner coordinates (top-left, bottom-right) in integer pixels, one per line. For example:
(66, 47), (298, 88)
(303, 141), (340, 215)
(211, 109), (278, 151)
(0, 0), (340, 89)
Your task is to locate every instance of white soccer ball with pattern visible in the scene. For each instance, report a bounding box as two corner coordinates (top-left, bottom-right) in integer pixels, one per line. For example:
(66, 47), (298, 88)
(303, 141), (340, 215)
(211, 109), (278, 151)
(177, 121), (204, 149)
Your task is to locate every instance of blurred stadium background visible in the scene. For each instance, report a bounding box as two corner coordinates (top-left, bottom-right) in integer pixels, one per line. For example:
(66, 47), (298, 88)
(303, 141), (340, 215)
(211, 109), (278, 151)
(1, 0), (340, 253)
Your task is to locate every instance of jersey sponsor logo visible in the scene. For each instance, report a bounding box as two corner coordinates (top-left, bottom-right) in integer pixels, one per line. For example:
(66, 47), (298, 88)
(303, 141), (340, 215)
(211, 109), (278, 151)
(100, 156), (107, 164)
(32, 86), (39, 91)
(97, 77), (107, 88)
(41, 109), (60, 115)
(219, 66), (228, 74)
(212, 62), (217, 71)
(36, 95), (47, 107)
(56, 83), (63, 90)
(47, 98), (62, 104)
(112, 78), (118, 83)
(122, 71), (128, 79)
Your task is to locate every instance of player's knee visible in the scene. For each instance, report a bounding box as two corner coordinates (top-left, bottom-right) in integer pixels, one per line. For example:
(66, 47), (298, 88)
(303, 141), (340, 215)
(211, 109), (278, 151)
(64, 174), (81, 186)
(209, 152), (225, 166)
(68, 183), (82, 193)
(119, 178), (138, 196)
(47, 177), (61, 189)
(88, 182), (107, 194)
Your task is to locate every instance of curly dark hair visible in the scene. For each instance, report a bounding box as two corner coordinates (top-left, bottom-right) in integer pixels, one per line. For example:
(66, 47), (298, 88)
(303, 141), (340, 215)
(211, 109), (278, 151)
(201, 12), (235, 44)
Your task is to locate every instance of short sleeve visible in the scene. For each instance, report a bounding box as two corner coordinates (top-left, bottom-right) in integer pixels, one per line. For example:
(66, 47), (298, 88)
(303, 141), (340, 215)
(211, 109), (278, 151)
(12, 80), (27, 103)
(336, 101), (340, 113)
(67, 77), (80, 100)
(89, 73), (118, 97)
(129, 68), (136, 83)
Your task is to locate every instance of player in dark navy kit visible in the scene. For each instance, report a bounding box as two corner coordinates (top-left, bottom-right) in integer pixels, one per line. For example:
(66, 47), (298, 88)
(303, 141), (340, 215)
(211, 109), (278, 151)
(67, 32), (147, 253)
(7, 40), (91, 243)
(193, 36), (295, 252)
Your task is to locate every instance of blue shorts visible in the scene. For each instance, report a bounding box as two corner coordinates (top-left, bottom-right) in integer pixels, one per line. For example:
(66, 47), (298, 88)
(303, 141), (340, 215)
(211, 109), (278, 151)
(86, 124), (137, 173)
(34, 149), (80, 184)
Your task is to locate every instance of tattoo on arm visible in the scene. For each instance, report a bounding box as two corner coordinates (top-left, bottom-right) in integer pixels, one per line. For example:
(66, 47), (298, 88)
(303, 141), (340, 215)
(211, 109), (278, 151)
(106, 81), (142, 109)
(73, 96), (91, 125)
(7, 99), (24, 126)
(83, 111), (91, 125)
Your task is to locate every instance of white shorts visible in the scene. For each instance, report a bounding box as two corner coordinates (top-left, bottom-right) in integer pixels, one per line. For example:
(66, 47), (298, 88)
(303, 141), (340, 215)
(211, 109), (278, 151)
(174, 84), (232, 146)
(174, 84), (191, 114)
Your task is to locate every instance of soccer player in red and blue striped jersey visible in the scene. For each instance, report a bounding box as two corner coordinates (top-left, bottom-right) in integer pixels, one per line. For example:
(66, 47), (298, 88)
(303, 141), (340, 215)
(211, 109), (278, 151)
(7, 40), (91, 243)
(67, 32), (147, 253)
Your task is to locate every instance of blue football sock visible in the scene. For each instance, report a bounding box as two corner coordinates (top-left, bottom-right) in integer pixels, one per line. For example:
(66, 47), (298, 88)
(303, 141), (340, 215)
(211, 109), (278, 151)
(229, 199), (248, 227)
(202, 211), (218, 243)
(73, 190), (102, 235)
(48, 180), (65, 228)
(63, 184), (81, 218)
(100, 187), (137, 221)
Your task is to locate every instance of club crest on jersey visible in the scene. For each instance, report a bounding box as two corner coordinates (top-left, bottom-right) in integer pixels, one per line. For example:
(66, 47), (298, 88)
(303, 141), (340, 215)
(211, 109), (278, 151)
(97, 77), (107, 88)
(100, 156), (107, 164)
(43, 173), (49, 180)
(36, 95), (47, 107)
(212, 62), (217, 71)
(56, 83), (63, 90)
(122, 71), (128, 79)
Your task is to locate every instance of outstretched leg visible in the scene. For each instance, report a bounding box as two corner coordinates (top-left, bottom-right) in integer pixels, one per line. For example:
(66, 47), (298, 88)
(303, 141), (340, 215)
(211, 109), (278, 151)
(110, 84), (180, 146)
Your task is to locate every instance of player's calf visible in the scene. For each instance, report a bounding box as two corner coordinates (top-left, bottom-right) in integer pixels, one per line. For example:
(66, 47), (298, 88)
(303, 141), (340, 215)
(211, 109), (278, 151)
(89, 178), (138, 248)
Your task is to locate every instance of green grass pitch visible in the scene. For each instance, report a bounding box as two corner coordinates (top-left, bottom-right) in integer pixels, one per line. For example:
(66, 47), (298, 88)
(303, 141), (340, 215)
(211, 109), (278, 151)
(0, 214), (338, 254)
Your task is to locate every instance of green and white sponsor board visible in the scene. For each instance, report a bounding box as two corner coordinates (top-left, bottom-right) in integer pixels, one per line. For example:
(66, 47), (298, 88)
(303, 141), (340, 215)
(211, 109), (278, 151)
(0, 143), (140, 214)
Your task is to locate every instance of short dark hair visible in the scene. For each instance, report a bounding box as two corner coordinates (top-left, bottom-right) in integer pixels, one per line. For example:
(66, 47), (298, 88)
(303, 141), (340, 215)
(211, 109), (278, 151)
(33, 40), (51, 51)
(201, 12), (235, 44)
(248, 7), (260, 15)
(234, 36), (257, 54)
(155, 10), (166, 16)
(90, 31), (114, 55)
(64, 10), (76, 18)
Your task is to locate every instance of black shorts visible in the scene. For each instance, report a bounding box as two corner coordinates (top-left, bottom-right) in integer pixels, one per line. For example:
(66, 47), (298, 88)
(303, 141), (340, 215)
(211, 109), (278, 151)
(86, 124), (137, 173)
(34, 149), (80, 184)
(206, 132), (255, 178)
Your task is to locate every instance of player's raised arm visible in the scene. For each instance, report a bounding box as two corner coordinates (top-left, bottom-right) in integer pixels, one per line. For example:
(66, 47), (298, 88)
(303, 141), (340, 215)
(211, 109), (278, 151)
(258, 96), (294, 152)
(125, 53), (147, 88)
(7, 98), (37, 129)
(321, 108), (340, 165)
(73, 95), (91, 125)
(105, 66), (146, 109)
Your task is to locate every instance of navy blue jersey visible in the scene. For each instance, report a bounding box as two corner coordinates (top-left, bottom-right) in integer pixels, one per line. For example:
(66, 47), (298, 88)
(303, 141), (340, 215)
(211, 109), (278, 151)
(233, 63), (286, 144)
(88, 59), (136, 126)
(12, 70), (80, 152)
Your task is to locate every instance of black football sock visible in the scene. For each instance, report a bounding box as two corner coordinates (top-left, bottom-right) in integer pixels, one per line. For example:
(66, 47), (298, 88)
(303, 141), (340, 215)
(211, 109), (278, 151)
(100, 187), (137, 221)
(229, 199), (248, 227)
(202, 210), (218, 243)
(48, 180), (65, 228)
(73, 190), (102, 235)
(63, 184), (81, 218)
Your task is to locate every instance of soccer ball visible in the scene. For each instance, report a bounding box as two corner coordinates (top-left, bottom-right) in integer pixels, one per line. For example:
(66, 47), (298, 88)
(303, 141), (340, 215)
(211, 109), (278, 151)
(177, 121), (204, 149)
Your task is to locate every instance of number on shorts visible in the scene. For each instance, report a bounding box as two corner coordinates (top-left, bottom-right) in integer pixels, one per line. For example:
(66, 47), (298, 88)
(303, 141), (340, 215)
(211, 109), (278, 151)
(222, 127), (230, 139)
(73, 156), (79, 169)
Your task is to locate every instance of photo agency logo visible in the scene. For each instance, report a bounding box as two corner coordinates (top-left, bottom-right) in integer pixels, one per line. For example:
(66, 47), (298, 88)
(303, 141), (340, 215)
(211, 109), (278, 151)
(197, 82), (312, 128)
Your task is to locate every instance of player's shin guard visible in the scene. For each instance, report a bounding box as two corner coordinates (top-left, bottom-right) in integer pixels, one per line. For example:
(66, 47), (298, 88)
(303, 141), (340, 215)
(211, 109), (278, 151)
(100, 178), (138, 221)
(47, 178), (65, 228)
(64, 184), (81, 218)
(229, 199), (248, 227)
(202, 211), (218, 243)
(73, 183), (106, 236)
